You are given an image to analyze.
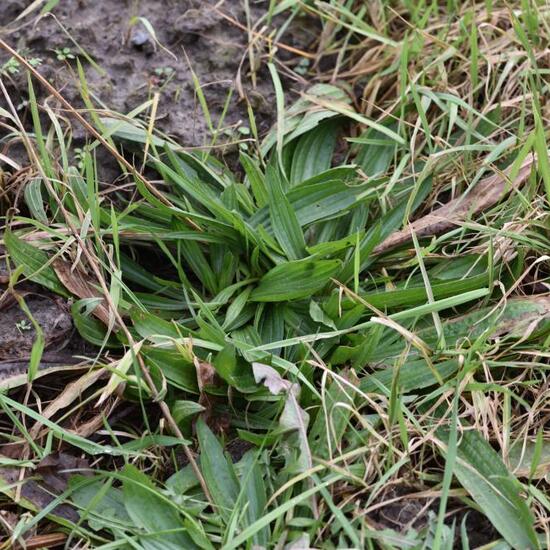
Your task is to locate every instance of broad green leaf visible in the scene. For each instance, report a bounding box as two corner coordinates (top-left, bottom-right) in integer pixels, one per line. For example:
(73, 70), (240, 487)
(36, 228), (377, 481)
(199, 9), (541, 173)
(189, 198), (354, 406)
(71, 477), (130, 531)
(309, 300), (336, 329)
(142, 348), (198, 393)
(261, 83), (350, 155)
(353, 126), (398, 177)
(251, 260), (341, 302)
(24, 179), (48, 225)
(171, 400), (205, 433)
(178, 239), (218, 295)
(357, 273), (488, 310)
(290, 120), (339, 185)
(251, 178), (369, 233)
(339, 175), (433, 281)
(213, 344), (256, 392)
(360, 358), (458, 394)
(438, 429), (538, 550)
(4, 230), (68, 296)
(131, 310), (186, 342)
(197, 418), (240, 523)
(121, 464), (196, 550)
(266, 165), (306, 260)
(240, 152), (268, 207)
(237, 452), (269, 547)
(71, 299), (120, 348)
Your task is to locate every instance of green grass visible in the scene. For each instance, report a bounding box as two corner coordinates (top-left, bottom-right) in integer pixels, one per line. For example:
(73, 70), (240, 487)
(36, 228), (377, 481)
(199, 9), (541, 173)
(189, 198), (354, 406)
(1, 1), (550, 548)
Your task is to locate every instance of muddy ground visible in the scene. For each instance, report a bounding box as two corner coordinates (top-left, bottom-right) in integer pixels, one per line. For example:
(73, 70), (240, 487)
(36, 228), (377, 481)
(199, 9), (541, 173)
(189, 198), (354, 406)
(0, 0), (314, 153)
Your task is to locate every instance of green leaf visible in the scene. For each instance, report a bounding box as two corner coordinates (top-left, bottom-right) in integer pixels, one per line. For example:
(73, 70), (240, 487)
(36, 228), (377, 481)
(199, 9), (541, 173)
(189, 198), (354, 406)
(240, 152), (268, 207)
(71, 299), (119, 348)
(438, 429), (538, 550)
(237, 452), (269, 547)
(251, 260), (341, 302)
(251, 177), (369, 233)
(357, 273), (489, 310)
(71, 477), (130, 532)
(290, 120), (339, 185)
(143, 348), (198, 393)
(172, 400), (205, 433)
(4, 230), (68, 296)
(131, 310), (186, 343)
(196, 418), (241, 523)
(24, 179), (48, 225)
(261, 83), (350, 155)
(121, 464), (196, 550)
(309, 300), (336, 329)
(305, 93), (405, 145)
(12, 294), (44, 382)
(353, 126), (397, 177)
(178, 240), (218, 295)
(213, 344), (256, 391)
(266, 165), (306, 260)
(360, 358), (458, 394)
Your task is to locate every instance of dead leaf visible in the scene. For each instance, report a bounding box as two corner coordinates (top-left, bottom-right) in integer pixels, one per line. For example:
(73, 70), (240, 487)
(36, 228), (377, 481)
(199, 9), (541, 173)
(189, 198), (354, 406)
(194, 358), (219, 391)
(0, 358), (89, 391)
(53, 259), (113, 326)
(19, 533), (67, 550)
(252, 363), (312, 473)
(252, 362), (293, 395)
(29, 366), (106, 440)
(374, 155), (535, 254)
(0, 452), (89, 523)
(193, 358), (227, 433)
(36, 452), (90, 493)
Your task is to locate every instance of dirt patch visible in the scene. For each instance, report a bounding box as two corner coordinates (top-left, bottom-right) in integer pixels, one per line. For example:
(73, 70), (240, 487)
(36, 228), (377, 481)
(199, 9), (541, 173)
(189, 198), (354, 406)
(0, 293), (72, 359)
(0, 0), (313, 157)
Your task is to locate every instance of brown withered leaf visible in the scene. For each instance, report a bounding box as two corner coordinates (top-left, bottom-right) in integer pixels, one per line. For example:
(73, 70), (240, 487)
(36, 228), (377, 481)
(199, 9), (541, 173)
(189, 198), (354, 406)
(53, 259), (113, 326)
(29, 367), (107, 441)
(36, 452), (90, 492)
(17, 533), (68, 550)
(194, 358), (219, 391)
(374, 155), (535, 254)
(0, 452), (89, 522)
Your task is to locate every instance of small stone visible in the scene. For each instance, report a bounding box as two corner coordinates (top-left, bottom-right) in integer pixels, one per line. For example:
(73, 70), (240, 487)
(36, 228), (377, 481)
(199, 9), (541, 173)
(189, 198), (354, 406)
(129, 27), (154, 55)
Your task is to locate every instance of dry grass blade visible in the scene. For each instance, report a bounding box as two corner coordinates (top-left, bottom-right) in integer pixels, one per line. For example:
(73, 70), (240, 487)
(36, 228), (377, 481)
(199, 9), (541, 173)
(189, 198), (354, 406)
(18, 533), (67, 549)
(374, 155), (537, 254)
(29, 368), (106, 441)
